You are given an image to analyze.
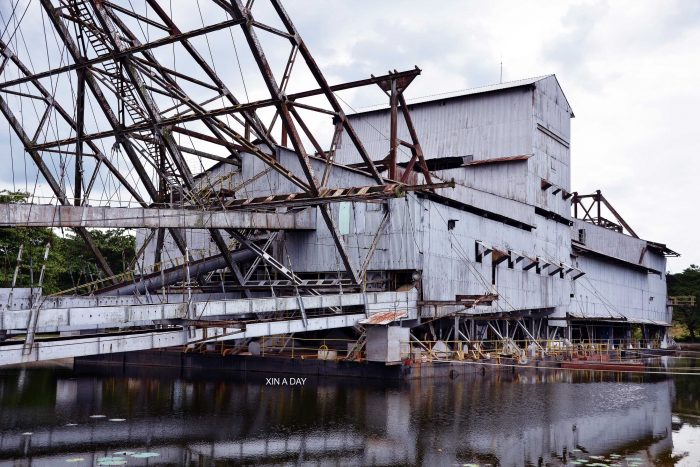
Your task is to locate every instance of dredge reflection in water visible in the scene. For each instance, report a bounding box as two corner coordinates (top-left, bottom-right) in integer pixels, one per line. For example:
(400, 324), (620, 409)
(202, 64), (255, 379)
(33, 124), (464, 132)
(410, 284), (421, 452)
(0, 361), (698, 466)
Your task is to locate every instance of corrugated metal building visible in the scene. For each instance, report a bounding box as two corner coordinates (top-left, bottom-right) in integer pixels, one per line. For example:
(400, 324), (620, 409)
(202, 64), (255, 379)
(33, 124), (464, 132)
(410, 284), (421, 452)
(141, 75), (676, 346)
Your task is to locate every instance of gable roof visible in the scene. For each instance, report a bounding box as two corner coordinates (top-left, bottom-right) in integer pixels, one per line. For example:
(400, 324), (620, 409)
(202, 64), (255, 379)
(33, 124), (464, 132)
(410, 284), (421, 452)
(351, 74), (574, 117)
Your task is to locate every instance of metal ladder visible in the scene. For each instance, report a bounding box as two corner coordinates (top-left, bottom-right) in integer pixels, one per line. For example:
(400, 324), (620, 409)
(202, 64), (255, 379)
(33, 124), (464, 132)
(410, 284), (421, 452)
(344, 331), (366, 361)
(72, 0), (181, 193)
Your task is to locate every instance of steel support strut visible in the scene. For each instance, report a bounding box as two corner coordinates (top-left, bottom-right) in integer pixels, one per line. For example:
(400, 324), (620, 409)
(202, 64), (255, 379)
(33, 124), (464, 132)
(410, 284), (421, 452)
(229, 0), (361, 284)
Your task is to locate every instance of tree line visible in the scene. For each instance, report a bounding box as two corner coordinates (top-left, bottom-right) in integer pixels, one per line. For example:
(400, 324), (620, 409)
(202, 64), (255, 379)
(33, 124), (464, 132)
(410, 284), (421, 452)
(668, 265), (700, 341)
(0, 190), (135, 294)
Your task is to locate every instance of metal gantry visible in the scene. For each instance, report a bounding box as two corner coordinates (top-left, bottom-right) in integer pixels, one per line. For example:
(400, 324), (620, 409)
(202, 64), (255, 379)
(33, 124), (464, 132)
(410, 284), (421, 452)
(0, 0), (445, 362)
(0, 2), (671, 367)
(0, 0), (438, 290)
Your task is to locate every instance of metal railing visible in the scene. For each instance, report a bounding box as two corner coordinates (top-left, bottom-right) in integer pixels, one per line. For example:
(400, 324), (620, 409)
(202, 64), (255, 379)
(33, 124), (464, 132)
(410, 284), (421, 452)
(187, 336), (363, 361)
(400, 338), (663, 364)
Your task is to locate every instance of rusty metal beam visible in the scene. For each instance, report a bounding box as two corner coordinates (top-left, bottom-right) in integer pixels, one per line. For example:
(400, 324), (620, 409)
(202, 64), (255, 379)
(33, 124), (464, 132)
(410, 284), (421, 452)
(28, 68), (421, 152)
(229, 0), (361, 284)
(0, 204), (316, 230)
(0, 17), (245, 91)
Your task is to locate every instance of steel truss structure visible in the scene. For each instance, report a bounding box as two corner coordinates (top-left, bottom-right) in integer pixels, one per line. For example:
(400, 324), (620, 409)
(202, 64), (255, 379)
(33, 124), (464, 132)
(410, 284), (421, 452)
(0, 2), (674, 367)
(0, 0), (440, 294)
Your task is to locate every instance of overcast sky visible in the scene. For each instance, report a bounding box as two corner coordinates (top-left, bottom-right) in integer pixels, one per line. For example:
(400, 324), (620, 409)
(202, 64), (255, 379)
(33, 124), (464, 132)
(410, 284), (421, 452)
(280, 0), (700, 272)
(0, 1), (697, 272)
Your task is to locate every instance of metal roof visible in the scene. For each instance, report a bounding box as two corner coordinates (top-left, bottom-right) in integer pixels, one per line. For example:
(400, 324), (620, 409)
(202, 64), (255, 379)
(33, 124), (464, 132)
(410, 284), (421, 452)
(351, 74), (574, 116)
(359, 310), (407, 325)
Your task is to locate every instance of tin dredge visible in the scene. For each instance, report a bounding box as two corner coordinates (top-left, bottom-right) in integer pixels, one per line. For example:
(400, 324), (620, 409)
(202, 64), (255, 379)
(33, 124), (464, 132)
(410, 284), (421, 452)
(0, 0), (681, 379)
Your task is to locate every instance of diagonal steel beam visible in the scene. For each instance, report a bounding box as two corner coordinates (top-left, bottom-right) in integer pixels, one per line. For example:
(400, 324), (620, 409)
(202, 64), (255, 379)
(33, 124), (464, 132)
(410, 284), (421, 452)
(145, 0), (276, 152)
(27, 68), (421, 153)
(229, 0), (360, 284)
(39, 0), (190, 257)
(0, 95), (115, 280)
(0, 17), (245, 91)
(0, 38), (147, 206)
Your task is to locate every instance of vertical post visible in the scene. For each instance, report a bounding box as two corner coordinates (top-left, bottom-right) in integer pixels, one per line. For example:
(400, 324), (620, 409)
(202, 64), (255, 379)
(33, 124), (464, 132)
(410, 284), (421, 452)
(160, 262), (166, 303)
(185, 247), (192, 304)
(37, 243), (50, 289)
(75, 69), (85, 206)
(10, 244), (23, 289)
(389, 78), (398, 180)
(5, 245), (24, 312)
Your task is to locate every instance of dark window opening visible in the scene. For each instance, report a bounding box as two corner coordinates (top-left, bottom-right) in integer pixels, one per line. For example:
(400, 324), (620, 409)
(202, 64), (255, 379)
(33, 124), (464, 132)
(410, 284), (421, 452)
(578, 228), (586, 244)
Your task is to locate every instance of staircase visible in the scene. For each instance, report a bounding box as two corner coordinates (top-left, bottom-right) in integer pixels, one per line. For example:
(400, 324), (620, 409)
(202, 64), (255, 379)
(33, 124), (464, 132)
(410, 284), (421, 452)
(71, 0), (181, 195)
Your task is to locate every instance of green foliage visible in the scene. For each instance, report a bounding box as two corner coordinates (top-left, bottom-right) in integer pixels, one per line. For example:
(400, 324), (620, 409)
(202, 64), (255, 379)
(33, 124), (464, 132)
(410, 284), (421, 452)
(0, 190), (136, 293)
(0, 190), (30, 204)
(0, 228), (136, 294)
(668, 264), (700, 341)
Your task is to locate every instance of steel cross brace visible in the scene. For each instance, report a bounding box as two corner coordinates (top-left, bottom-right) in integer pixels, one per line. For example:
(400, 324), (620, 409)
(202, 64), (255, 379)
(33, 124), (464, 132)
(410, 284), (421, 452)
(228, 0), (362, 284)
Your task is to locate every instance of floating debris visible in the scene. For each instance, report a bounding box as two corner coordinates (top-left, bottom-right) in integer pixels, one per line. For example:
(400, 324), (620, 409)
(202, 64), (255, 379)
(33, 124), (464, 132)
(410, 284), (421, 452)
(130, 452), (160, 458)
(113, 451), (136, 456)
(65, 423), (78, 427)
(65, 458), (84, 463)
(21, 432), (32, 436)
(89, 415), (106, 419)
(108, 418), (126, 422)
(97, 456), (127, 466)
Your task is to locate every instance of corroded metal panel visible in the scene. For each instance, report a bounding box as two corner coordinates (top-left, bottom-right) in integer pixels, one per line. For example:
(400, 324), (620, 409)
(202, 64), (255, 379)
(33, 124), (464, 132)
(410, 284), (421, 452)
(0, 204), (316, 230)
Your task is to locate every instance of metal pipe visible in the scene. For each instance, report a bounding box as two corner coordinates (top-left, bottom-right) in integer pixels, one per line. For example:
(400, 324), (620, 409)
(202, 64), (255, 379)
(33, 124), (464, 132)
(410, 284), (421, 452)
(97, 249), (255, 296)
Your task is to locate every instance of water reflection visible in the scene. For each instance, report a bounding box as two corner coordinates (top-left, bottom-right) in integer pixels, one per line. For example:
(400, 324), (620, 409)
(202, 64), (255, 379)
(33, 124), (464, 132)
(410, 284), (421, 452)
(0, 359), (697, 466)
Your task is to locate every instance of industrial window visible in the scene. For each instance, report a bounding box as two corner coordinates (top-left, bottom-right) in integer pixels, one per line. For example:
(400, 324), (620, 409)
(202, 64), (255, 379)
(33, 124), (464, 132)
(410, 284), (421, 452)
(338, 202), (351, 235)
(578, 228), (586, 244)
(366, 201), (383, 212)
(448, 219), (457, 230)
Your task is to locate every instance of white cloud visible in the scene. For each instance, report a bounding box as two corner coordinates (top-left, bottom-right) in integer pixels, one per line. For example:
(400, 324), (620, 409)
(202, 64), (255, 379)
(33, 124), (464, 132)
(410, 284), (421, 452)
(285, 0), (699, 271)
(0, 1), (696, 271)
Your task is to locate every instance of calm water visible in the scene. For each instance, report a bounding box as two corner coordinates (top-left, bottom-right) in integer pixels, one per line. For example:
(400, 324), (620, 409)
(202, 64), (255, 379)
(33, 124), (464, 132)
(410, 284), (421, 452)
(0, 358), (698, 466)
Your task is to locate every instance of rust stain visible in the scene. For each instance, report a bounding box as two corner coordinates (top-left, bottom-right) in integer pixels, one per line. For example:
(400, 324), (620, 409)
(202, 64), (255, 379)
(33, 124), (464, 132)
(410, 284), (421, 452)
(360, 310), (407, 325)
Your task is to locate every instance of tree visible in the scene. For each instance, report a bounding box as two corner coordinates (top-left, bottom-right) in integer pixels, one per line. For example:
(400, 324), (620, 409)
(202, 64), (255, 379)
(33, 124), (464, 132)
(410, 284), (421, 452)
(0, 190), (135, 294)
(667, 265), (700, 341)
